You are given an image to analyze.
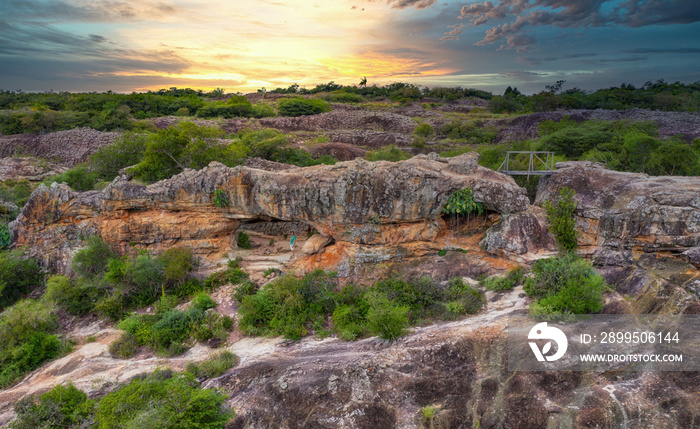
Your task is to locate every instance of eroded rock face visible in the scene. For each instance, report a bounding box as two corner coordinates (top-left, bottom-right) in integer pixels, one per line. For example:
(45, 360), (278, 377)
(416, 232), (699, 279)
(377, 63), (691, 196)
(11, 153), (529, 274)
(536, 161), (700, 258)
(0, 157), (67, 182)
(0, 128), (117, 166)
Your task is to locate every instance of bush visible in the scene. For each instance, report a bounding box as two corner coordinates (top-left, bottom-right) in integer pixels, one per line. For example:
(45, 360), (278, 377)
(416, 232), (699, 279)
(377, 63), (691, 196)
(524, 254), (606, 315)
(89, 132), (148, 182)
(213, 189), (229, 208)
(481, 266), (524, 292)
(322, 91), (365, 103)
(238, 271), (338, 340)
(151, 309), (201, 354)
(0, 250), (44, 310)
(122, 252), (167, 306)
(9, 383), (94, 429)
(130, 122), (248, 182)
(44, 164), (99, 192)
(277, 97), (331, 117)
(364, 291), (409, 340)
(444, 277), (484, 315)
(160, 247), (195, 286)
(72, 236), (116, 278)
(109, 332), (139, 359)
(233, 280), (258, 303)
(237, 231), (252, 249)
(442, 187), (485, 217)
(95, 371), (232, 429)
(544, 187), (578, 251)
(195, 350), (238, 379)
(365, 145), (412, 162)
(413, 123), (433, 137)
(0, 223), (11, 249)
(191, 292), (216, 312)
(45, 275), (94, 315)
(332, 304), (367, 341)
(0, 299), (64, 388)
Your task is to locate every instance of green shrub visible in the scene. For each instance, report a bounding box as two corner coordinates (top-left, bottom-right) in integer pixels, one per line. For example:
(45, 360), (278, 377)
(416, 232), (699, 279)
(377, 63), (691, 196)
(72, 236), (116, 278)
(524, 254), (606, 315)
(233, 281), (258, 304)
(277, 97), (331, 117)
(213, 189), (229, 208)
(444, 277), (484, 315)
(238, 271), (338, 340)
(413, 123), (433, 137)
(45, 164), (99, 192)
(94, 291), (128, 321)
(160, 247), (195, 286)
(191, 292), (216, 312)
(9, 383), (94, 429)
(95, 371), (232, 429)
(365, 291), (409, 340)
(323, 91), (365, 103)
(89, 132), (148, 182)
(130, 122), (248, 182)
(365, 145), (411, 162)
(442, 187), (485, 216)
(0, 250), (44, 310)
(544, 187), (578, 251)
(236, 231), (252, 249)
(440, 121), (498, 143)
(196, 350), (238, 379)
(481, 266), (524, 292)
(122, 252), (167, 306)
(0, 179), (33, 216)
(45, 275), (94, 315)
(372, 275), (441, 318)
(154, 294), (179, 315)
(0, 299), (65, 388)
(151, 309), (201, 354)
(252, 103), (276, 118)
(332, 304), (367, 341)
(0, 223), (11, 249)
(109, 332), (139, 359)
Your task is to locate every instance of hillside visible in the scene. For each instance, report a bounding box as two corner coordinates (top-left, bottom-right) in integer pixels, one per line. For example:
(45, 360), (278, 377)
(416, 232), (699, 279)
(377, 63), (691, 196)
(1, 90), (700, 428)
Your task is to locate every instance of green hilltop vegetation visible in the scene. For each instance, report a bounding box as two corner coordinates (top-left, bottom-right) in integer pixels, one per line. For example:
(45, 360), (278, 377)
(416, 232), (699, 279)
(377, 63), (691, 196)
(0, 79), (698, 135)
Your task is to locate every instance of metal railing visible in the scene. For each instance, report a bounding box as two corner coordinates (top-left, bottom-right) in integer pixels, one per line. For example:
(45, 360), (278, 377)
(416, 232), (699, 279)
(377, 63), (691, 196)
(497, 151), (555, 179)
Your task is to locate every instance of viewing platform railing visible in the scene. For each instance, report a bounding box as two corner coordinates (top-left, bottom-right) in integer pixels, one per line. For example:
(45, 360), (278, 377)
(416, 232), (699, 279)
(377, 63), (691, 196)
(497, 151), (555, 179)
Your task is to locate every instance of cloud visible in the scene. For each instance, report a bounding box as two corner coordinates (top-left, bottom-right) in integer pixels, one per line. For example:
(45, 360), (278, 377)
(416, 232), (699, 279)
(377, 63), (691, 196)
(89, 34), (107, 43)
(459, 0), (700, 50)
(500, 70), (546, 81)
(440, 23), (464, 41)
(1, 0), (180, 23)
(357, 0), (437, 10)
(390, 0), (436, 9)
(622, 47), (700, 54)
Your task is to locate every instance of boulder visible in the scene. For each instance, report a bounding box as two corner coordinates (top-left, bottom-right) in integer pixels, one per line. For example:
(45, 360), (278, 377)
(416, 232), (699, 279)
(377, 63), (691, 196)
(302, 234), (333, 255)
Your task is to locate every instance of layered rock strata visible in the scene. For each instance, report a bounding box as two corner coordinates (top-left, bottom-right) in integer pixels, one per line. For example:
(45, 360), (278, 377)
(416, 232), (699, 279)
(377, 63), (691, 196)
(10, 153), (529, 274)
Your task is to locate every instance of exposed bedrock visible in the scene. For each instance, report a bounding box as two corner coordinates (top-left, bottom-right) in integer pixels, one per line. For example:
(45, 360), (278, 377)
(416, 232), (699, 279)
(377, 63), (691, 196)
(536, 161), (700, 259)
(10, 153), (529, 274)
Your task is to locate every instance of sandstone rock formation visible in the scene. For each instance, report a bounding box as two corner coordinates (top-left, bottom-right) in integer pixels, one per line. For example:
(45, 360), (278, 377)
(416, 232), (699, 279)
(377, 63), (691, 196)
(10, 153), (529, 275)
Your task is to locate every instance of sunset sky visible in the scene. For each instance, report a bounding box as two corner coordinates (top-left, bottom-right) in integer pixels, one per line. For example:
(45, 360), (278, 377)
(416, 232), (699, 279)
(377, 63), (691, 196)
(1, 0), (699, 94)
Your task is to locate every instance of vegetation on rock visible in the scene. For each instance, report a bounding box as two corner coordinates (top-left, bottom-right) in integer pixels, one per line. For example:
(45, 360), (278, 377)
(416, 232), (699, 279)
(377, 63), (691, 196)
(544, 187), (579, 252)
